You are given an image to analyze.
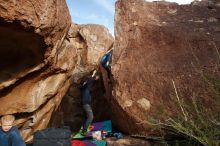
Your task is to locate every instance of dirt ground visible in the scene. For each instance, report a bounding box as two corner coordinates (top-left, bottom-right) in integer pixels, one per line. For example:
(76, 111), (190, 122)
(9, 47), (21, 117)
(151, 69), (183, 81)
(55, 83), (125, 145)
(106, 136), (165, 146)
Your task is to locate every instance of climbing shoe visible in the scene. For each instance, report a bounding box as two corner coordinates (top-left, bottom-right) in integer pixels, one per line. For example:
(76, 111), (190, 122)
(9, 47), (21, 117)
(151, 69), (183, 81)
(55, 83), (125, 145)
(80, 130), (87, 136)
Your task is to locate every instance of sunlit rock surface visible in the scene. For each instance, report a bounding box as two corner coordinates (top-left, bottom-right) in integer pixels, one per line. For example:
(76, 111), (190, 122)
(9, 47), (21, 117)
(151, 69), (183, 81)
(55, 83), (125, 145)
(0, 0), (113, 143)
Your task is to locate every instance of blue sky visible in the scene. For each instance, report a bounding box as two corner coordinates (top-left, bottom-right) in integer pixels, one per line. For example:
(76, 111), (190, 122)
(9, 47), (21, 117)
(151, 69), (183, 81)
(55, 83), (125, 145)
(66, 0), (116, 35)
(66, 0), (195, 36)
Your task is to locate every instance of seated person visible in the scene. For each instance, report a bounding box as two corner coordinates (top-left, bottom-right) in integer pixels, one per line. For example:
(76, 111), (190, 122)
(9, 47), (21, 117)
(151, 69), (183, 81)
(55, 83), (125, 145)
(0, 114), (26, 146)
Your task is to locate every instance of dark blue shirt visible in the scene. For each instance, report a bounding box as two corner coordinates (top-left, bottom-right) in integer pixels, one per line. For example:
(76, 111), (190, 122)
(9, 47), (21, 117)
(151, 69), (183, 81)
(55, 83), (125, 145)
(0, 126), (26, 146)
(80, 77), (96, 105)
(100, 51), (112, 67)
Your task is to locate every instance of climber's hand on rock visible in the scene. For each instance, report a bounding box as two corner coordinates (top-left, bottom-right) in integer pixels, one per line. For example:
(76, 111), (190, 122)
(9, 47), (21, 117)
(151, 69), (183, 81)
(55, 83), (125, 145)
(92, 70), (97, 77)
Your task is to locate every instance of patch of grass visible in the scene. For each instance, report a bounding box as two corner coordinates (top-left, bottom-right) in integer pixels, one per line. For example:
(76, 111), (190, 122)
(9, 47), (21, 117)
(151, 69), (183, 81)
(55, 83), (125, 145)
(147, 78), (220, 145)
(163, 79), (220, 146)
(146, 43), (220, 146)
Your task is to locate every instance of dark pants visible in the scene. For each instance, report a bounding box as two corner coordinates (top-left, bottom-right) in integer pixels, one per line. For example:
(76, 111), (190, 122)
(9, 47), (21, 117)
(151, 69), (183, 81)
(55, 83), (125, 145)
(0, 126), (26, 146)
(82, 104), (94, 132)
(105, 65), (111, 79)
(101, 64), (111, 79)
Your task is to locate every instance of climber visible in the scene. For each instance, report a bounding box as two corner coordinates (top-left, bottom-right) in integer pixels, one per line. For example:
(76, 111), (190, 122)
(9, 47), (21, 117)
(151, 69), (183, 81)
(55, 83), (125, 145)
(0, 114), (26, 146)
(80, 70), (99, 135)
(100, 48), (113, 79)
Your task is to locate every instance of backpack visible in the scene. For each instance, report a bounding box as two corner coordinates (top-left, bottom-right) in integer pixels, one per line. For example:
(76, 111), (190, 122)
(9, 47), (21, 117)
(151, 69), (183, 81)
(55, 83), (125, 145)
(33, 128), (71, 146)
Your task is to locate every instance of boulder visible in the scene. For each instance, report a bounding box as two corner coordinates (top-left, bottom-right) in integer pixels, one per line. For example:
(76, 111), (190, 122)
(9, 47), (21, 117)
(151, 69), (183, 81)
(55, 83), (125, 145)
(57, 24), (114, 132)
(0, 0), (71, 89)
(0, 0), (114, 143)
(112, 0), (220, 135)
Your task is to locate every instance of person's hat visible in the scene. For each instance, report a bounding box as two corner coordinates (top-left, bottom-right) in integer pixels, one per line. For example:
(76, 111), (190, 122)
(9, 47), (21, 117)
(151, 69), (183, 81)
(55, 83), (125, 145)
(1, 115), (15, 126)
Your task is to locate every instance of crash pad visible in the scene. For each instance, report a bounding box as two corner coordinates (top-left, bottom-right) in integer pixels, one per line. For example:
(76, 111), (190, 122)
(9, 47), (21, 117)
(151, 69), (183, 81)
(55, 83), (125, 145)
(73, 120), (112, 139)
(72, 140), (106, 146)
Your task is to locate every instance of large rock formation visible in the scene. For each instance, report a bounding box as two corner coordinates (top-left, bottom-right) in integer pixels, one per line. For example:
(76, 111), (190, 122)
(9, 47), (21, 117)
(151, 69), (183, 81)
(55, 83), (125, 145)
(112, 0), (220, 135)
(57, 24), (114, 132)
(0, 0), (113, 143)
(0, 0), (71, 89)
(0, 0), (71, 141)
(0, 0), (71, 142)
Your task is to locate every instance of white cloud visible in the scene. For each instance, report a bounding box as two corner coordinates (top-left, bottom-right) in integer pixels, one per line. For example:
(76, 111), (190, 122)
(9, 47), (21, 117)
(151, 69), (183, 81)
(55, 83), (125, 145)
(92, 0), (115, 14)
(145, 0), (196, 4)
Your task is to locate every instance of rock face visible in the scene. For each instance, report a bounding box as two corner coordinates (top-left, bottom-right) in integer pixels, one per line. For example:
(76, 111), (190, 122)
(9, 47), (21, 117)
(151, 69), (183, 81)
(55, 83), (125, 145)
(0, 0), (71, 89)
(0, 0), (71, 142)
(57, 24), (114, 132)
(0, 0), (114, 143)
(112, 0), (220, 135)
(79, 24), (114, 65)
